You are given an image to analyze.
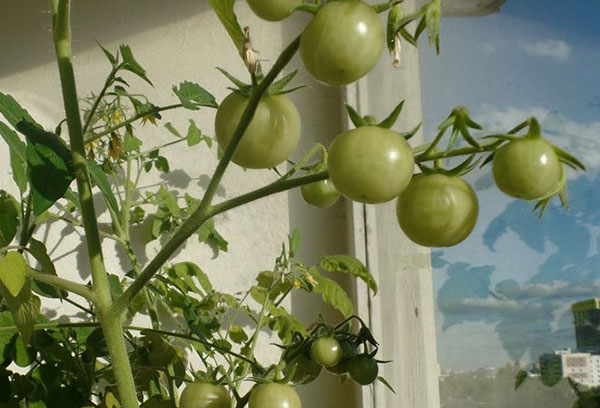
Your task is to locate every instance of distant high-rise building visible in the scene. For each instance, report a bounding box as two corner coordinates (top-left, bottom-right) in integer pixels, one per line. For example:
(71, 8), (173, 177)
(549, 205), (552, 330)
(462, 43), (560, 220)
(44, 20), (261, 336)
(572, 298), (600, 354)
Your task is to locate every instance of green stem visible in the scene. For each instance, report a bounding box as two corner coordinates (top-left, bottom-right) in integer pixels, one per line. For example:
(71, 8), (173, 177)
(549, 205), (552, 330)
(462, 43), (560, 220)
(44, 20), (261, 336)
(414, 140), (500, 162)
(50, 2), (138, 407)
(83, 64), (121, 134)
(84, 103), (184, 145)
(17, 195), (33, 253)
(113, 36), (301, 316)
(26, 267), (95, 301)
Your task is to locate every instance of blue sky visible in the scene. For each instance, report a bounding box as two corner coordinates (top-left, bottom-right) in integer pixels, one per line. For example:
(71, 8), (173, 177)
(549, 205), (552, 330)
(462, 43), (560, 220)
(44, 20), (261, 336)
(419, 1), (600, 372)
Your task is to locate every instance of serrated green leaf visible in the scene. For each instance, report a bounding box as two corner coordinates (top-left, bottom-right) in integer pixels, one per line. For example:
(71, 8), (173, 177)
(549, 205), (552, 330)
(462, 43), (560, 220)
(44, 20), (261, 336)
(229, 325), (249, 344)
(19, 122), (74, 215)
(96, 41), (117, 66)
(29, 238), (64, 299)
(186, 119), (211, 147)
(123, 132), (142, 152)
(173, 81), (218, 110)
(88, 159), (120, 218)
(119, 44), (153, 86)
(307, 268), (354, 317)
(155, 156), (170, 173)
(0, 312), (14, 359)
(515, 369), (528, 390)
(0, 252), (27, 297)
(169, 262), (212, 293)
(0, 280), (40, 345)
(0, 122), (28, 192)
(0, 191), (19, 248)
(320, 255), (377, 294)
(268, 305), (308, 343)
(207, 0), (245, 53)
(0, 92), (41, 129)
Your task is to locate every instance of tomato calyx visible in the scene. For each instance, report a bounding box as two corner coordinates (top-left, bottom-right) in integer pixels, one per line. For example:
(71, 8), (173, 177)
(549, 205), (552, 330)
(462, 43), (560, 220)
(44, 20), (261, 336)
(216, 66), (304, 98)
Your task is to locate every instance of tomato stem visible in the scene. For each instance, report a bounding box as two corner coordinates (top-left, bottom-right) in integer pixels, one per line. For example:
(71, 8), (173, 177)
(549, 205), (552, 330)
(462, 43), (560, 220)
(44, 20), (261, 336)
(525, 117), (542, 139)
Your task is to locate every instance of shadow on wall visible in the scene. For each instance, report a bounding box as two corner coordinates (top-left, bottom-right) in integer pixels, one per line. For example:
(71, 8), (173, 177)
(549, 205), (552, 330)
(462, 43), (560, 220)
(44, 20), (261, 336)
(0, 0), (212, 78)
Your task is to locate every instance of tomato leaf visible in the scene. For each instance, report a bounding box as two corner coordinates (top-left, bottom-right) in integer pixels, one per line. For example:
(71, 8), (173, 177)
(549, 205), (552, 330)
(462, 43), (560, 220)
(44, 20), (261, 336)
(119, 44), (153, 86)
(29, 238), (65, 299)
(207, 0), (245, 54)
(186, 119), (212, 147)
(173, 81), (218, 110)
(268, 305), (308, 343)
(320, 255), (377, 294)
(0, 252), (28, 297)
(0, 280), (40, 345)
(0, 122), (28, 192)
(515, 369), (528, 390)
(96, 41), (117, 66)
(18, 121), (75, 215)
(168, 262), (213, 293)
(307, 268), (354, 317)
(0, 191), (19, 248)
(0, 312), (15, 359)
(0, 92), (41, 129)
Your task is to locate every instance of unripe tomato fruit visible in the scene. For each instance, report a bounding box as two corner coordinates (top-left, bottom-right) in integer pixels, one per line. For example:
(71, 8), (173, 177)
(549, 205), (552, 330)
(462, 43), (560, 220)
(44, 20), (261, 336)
(215, 92), (301, 169)
(284, 351), (322, 384)
(396, 174), (478, 247)
(246, 0), (301, 21)
(300, 1), (385, 86)
(348, 355), (379, 385)
(492, 136), (561, 200)
(327, 341), (356, 375)
(328, 126), (414, 204)
(248, 383), (301, 408)
(301, 179), (340, 208)
(179, 382), (231, 408)
(310, 337), (342, 367)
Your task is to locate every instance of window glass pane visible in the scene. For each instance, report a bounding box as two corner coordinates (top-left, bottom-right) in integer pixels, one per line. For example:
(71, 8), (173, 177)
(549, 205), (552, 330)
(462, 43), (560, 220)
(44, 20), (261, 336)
(419, 2), (600, 406)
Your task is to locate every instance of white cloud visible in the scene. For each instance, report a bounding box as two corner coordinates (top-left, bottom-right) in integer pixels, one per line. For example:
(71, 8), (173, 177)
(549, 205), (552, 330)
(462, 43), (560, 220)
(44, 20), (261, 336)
(475, 105), (600, 171)
(519, 39), (571, 61)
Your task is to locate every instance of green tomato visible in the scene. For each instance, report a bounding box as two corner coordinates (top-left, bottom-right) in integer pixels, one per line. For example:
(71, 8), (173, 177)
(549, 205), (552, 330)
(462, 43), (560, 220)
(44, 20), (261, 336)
(348, 354), (379, 385)
(310, 337), (342, 368)
(492, 136), (561, 200)
(179, 382), (231, 408)
(248, 383), (301, 408)
(284, 350), (322, 384)
(396, 174), (478, 247)
(328, 126), (414, 204)
(215, 92), (301, 169)
(327, 342), (356, 375)
(300, 1), (384, 86)
(301, 179), (340, 208)
(247, 0), (301, 21)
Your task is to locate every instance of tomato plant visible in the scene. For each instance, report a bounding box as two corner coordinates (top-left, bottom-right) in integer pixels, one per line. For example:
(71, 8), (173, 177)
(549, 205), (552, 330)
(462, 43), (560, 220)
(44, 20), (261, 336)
(247, 0), (301, 21)
(492, 129), (562, 200)
(396, 173), (479, 247)
(0, 1), (586, 408)
(248, 383), (301, 408)
(179, 383), (231, 408)
(348, 354), (379, 385)
(300, 0), (384, 86)
(215, 92), (301, 169)
(310, 336), (342, 367)
(328, 126), (415, 204)
(301, 179), (340, 208)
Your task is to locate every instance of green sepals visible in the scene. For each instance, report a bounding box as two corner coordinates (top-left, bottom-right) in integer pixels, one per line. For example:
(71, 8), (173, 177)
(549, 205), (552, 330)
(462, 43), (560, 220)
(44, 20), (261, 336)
(345, 104), (367, 128)
(554, 145), (586, 171)
(532, 164), (567, 220)
(378, 376), (397, 394)
(119, 44), (153, 86)
(377, 100), (405, 129)
(398, 122), (422, 141)
(446, 107), (482, 150)
(217, 67), (303, 98)
(386, 0), (441, 54)
(418, 155), (479, 178)
(524, 117), (542, 139)
(172, 81), (218, 110)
